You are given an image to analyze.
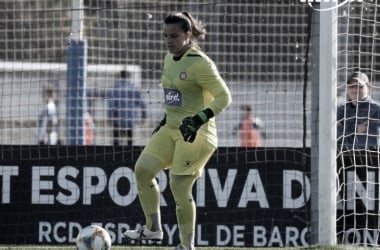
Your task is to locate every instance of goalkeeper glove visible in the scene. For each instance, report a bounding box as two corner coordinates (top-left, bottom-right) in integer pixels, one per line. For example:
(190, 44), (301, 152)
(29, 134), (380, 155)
(179, 109), (214, 143)
(152, 114), (166, 135)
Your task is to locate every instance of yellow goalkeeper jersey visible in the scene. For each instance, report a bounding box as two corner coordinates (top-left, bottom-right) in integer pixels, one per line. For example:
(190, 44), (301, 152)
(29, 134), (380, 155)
(162, 47), (232, 146)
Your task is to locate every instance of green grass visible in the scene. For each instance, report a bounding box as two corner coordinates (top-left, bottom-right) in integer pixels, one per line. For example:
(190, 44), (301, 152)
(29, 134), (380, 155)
(0, 246), (375, 250)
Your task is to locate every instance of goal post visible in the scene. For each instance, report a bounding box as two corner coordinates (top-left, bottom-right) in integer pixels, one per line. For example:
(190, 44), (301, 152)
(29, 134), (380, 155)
(310, 1), (338, 246)
(67, 0), (87, 145)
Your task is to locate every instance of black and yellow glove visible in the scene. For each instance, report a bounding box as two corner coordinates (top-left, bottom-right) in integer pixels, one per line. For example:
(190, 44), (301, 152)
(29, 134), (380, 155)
(179, 108), (214, 143)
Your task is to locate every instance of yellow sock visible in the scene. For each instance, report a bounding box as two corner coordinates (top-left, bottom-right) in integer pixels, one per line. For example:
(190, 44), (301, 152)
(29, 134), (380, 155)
(170, 174), (197, 248)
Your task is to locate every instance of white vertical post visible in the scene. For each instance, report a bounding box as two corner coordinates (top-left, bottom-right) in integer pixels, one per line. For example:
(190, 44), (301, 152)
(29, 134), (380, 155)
(310, 1), (337, 246)
(71, 0), (84, 41)
(67, 0), (87, 145)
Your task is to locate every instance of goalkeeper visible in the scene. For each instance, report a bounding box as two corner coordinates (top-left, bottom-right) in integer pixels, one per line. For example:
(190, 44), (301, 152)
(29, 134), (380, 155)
(125, 12), (232, 250)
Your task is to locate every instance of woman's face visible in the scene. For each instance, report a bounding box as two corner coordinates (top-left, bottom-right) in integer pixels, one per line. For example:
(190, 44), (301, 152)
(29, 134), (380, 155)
(347, 79), (369, 104)
(163, 23), (191, 57)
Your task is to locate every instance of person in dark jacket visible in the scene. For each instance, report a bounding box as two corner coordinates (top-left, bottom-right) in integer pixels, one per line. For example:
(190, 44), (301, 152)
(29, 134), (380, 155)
(108, 70), (147, 146)
(337, 71), (380, 149)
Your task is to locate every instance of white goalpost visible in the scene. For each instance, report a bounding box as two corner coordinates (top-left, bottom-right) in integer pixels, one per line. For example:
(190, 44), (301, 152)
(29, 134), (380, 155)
(310, 1), (338, 246)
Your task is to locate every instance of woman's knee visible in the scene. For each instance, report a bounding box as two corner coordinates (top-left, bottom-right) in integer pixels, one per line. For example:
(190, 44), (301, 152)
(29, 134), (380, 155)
(135, 154), (165, 182)
(170, 175), (197, 199)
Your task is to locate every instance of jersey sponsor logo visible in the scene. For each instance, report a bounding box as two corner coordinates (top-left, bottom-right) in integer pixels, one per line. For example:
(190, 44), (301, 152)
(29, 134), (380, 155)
(179, 71), (187, 80)
(164, 88), (182, 106)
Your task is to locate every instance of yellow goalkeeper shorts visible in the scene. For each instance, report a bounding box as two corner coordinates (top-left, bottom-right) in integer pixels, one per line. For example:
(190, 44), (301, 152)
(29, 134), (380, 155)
(140, 125), (216, 177)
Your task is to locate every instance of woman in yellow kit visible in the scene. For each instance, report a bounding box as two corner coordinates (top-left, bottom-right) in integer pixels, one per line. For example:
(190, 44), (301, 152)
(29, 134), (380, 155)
(125, 12), (232, 250)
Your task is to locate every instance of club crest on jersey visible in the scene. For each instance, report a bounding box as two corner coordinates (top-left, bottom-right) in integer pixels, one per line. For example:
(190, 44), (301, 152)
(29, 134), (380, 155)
(179, 71), (187, 80)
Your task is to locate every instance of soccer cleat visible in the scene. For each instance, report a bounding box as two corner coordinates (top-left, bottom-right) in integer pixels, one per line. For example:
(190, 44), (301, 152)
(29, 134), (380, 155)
(174, 244), (194, 250)
(124, 226), (163, 241)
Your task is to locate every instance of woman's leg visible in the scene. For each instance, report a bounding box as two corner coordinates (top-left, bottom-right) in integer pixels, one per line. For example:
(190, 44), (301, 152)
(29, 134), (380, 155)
(170, 136), (216, 248)
(170, 174), (198, 248)
(125, 126), (174, 240)
(134, 154), (166, 231)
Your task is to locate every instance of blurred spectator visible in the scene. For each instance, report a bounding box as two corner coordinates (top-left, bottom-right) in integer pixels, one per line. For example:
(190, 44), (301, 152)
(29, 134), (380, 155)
(337, 71), (380, 149)
(84, 111), (95, 145)
(37, 86), (59, 145)
(108, 70), (147, 146)
(236, 104), (264, 147)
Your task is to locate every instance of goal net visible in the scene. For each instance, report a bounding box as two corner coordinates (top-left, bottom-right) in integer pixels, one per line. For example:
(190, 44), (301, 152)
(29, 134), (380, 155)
(335, 0), (380, 246)
(1, 0), (377, 248)
(0, 0), (313, 247)
(0, 0), (310, 148)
